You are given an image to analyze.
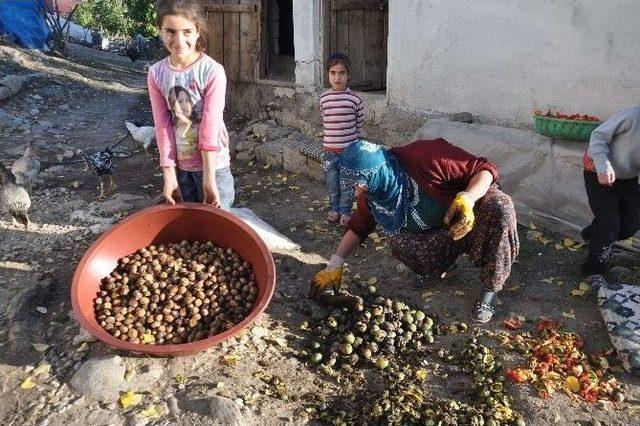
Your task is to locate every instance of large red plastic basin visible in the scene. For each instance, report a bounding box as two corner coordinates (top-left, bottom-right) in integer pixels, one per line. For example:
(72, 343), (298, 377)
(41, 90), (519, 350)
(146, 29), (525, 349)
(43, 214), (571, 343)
(71, 204), (276, 356)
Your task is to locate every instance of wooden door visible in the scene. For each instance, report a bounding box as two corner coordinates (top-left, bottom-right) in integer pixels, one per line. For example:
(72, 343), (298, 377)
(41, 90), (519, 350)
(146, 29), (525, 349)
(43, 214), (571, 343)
(330, 0), (387, 90)
(204, 0), (261, 82)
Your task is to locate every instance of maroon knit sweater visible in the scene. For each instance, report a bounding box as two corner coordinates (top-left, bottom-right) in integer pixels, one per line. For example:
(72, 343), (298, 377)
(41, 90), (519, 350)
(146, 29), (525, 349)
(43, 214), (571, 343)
(346, 138), (499, 240)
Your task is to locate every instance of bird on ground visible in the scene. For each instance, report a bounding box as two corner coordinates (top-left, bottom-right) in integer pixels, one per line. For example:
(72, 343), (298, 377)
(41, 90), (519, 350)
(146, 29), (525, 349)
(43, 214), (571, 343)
(0, 162), (31, 230)
(125, 121), (156, 153)
(11, 141), (40, 188)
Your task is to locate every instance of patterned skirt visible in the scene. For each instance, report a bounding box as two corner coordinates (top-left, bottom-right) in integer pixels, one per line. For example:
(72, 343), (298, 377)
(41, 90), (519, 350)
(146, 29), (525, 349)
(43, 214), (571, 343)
(388, 186), (519, 291)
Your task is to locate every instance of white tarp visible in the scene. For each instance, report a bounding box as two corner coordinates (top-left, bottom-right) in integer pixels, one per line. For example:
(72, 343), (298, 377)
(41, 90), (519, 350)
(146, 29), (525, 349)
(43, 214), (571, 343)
(228, 207), (300, 252)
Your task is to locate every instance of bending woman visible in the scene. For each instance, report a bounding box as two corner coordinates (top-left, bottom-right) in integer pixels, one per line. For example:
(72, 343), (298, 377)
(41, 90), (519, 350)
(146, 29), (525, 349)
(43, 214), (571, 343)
(310, 139), (519, 322)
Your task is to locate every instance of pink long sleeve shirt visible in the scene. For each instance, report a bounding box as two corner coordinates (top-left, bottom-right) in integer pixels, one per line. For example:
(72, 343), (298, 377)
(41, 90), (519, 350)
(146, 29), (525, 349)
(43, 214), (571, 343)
(147, 53), (231, 172)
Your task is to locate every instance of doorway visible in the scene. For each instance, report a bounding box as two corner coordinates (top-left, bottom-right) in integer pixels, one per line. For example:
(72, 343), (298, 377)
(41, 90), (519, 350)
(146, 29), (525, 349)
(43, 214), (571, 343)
(264, 0), (295, 81)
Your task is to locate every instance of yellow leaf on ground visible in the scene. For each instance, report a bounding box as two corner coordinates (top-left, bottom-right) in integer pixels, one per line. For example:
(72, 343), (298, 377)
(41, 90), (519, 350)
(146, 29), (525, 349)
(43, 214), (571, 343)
(21, 377), (36, 390)
(578, 282), (591, 291)
(541, 277), (555, 284)
(538, 236), (552, 245)
(563, 238), (576, 247)
(562, 310), (576, 319)
(454, 290), (465, 296)
(564, 376), (581, 393)
(529, 222), (538, 230)
(32, 363), (51, 376)
(141, 404), (162, 418)
(248, 161), (254, 167)
(571, 289), (587, 297)
(263, 164), (270, 169)
(367, 277), (378, 285)
(223, 354), (240, 366)
(415, 369), (428, 380)
(507, 284), (521, 292)
(31, 343), (49, 352)
(120, 390), (142, 409)
(554, 243), (564, 250)
(77, 342), (90, 352)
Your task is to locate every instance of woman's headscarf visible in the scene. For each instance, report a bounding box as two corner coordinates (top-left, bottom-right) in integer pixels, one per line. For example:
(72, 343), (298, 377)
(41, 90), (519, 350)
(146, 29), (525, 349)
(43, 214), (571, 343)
(340, 140), (413, 235)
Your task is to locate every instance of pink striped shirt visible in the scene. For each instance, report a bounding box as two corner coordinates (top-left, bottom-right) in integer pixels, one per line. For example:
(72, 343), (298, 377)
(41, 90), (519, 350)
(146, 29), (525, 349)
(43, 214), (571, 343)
(320, 88), (364, 152)
(147, 53), (231, 171)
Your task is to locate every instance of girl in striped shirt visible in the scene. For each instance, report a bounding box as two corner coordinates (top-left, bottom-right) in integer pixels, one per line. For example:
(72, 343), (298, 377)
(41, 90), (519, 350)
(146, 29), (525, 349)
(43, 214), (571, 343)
(320, 53), (365, 226)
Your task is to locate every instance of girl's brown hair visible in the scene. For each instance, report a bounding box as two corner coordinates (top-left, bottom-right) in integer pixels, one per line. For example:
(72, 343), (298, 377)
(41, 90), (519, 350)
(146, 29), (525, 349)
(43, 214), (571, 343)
(156, 0), (208, 51)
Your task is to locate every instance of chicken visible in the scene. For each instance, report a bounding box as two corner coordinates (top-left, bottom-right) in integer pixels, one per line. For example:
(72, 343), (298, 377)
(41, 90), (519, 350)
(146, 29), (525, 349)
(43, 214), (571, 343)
(125, 39), (141, 62)
(125, 121), (156, 153)
(11, 142), (40, 188)
(0, 162), (31, 230)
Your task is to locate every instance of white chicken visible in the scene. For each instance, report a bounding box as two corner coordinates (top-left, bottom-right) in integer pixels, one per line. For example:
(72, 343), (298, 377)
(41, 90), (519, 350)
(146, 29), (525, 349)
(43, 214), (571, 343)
(11, 142), (40, 188)
(125, 121), (156, 153)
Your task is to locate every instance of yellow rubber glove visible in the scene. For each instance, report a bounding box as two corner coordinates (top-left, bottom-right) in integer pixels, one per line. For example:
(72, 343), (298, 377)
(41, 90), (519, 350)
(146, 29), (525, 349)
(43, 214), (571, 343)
(309, 266), (343, 299)
(444, 191), (475, 241)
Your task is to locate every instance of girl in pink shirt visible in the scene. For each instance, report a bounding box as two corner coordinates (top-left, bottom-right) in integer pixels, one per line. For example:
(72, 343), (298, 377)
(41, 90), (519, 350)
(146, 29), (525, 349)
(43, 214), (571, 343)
(148, 0), (234, 207)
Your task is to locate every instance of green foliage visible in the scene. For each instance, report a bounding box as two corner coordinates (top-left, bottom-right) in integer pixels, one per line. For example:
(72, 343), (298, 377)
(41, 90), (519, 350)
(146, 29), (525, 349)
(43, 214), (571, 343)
(74, 0), (157, 37)
(128, 0), (158, 37)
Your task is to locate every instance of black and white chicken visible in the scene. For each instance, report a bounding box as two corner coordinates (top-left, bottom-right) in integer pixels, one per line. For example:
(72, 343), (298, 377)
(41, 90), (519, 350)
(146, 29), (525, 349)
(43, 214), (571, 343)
(1, 162), (31, 229)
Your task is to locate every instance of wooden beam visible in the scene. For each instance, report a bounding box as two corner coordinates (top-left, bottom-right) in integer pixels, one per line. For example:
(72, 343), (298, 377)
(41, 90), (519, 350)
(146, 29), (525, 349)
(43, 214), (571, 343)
(204, 4), (258, 13)
(331, 0), (386, 12)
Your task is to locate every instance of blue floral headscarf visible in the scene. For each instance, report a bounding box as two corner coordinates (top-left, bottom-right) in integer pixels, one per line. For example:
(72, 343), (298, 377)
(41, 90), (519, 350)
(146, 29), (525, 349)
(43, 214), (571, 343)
(340, 140), (413, 235)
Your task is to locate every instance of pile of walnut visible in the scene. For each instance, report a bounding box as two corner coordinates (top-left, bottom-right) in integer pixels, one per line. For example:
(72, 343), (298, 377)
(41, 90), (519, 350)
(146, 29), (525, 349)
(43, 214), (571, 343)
(94, 240), (258, 345)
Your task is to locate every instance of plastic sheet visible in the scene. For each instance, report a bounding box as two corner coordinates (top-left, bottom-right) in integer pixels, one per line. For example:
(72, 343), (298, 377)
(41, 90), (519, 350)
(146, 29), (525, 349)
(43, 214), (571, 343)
(0, 0), (51, 50)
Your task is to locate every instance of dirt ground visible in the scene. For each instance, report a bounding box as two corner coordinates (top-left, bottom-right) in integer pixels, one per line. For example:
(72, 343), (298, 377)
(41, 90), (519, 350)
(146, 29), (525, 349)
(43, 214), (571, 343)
(1, 43), (639, 426)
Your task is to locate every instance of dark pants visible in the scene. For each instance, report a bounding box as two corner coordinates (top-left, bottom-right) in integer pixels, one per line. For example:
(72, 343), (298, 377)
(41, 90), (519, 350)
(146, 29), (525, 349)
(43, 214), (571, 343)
(582, 170), (640, 275)
(387, 186), (519, 291)
(176, 166), (235, 208)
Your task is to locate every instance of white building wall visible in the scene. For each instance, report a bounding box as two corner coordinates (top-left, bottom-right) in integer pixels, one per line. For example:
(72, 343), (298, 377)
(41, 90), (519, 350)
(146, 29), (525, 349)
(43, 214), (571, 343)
(292, 0), (323, 87)
(387, 0), (640, 127)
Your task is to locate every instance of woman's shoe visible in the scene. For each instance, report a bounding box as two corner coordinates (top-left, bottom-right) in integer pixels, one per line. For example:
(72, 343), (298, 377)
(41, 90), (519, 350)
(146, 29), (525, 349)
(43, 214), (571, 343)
(472, 301), (496, 323)
(473, 290), (498, 323)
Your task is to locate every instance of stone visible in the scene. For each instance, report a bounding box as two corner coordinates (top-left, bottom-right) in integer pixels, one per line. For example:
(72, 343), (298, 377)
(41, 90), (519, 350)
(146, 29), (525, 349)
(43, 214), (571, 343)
(33, 120), (54, 133)
(235, 138), (260, 153)
(235, 151), (256, 162)
(72, 328), (97, 345)
(70, 209), (113, 225)
(0, 108), (23, 128)
(254, 139), (284, 166)
(252, 123), (269, 138)
(69, 356), (127, 402)
(208, 395), (247, 426)
(130, 364), (163, 392)
(89, 223), (111, 235)
(91, 193), (146, 215)
(450, 112), (473, 123)
(0, 73), (40, 101)
(282, 142), (307, 174)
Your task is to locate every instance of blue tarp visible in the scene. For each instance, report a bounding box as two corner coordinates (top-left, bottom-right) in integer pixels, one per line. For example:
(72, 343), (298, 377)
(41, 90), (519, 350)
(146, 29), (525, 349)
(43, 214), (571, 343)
(0, 0), (51, 50)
